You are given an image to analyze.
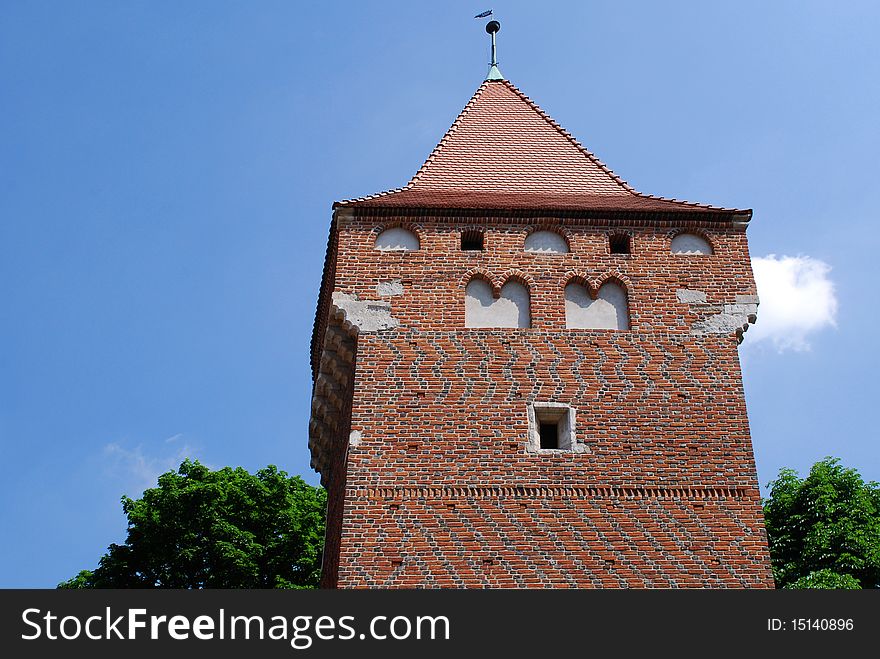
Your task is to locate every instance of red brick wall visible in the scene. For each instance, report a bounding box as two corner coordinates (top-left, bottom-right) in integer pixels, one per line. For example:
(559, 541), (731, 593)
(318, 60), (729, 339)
(326, 212), (756, 337)
(314, 209), (774, 588)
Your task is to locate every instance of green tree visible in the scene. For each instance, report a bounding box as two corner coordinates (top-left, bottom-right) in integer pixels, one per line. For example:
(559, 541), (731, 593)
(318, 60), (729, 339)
(763, 457), (880, 589)
(59, 460), (326, 588)
(785, 569), (860, 590)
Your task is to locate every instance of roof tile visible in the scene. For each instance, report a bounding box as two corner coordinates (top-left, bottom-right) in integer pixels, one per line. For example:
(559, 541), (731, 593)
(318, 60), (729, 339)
(336, 80), (748, 219)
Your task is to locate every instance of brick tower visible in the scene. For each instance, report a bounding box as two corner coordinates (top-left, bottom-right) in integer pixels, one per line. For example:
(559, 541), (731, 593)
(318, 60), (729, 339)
(309, 25), (773, 588)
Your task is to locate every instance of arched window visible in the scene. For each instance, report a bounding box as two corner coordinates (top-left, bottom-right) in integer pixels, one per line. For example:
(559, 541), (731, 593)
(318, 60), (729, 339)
(524, 231), (569, 254)
(465, 279), (531, 328)
(374, 227), (419, 251)
(671, 233), (712, 255)
(565, 281), (630, 330)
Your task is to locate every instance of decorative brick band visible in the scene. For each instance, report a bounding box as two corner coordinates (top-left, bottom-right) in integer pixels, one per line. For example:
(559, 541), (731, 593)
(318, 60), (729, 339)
(349, 485), (752, 500)
(350, 207), (748, 226)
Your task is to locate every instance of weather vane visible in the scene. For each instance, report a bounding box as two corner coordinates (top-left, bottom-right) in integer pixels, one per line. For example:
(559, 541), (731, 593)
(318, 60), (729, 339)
(474, 9), (503, 80)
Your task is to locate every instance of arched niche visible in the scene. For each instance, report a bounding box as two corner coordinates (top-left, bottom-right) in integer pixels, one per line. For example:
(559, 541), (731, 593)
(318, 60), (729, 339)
(565, 281), (630, 330)
(524, 231), (569, 254)
(465, 279), (531, 328)
(374, 227), (420, 251)
(671, 233), (712, 255)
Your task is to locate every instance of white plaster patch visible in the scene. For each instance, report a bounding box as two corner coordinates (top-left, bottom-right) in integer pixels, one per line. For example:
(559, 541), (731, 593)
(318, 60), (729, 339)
(565, 282), (630, 330)
(331, 292), (399, 332)
(374, 227), (419, 251)
(377, 280), (404, 297)
(524, 231), (569, 254)
(691, 302), (758, 338)
(677, 289), (707, 304)
(349, 430), (362, 447)
(465, 279), (531, 328)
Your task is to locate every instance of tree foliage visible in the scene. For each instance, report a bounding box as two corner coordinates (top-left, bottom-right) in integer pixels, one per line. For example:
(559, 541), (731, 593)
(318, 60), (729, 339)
(784, 569), (861, 590)
(59, 460), (326, 588)
(763, 457), (880, 589)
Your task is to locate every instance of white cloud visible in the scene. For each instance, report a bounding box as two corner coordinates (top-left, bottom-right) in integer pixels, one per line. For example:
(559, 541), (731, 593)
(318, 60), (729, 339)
(745, 254), (838, 352)
(102, 435), (200, 496)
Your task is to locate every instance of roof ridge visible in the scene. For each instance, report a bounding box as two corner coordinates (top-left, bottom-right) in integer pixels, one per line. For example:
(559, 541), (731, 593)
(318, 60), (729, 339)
(497, 81), (746, 213)
(406, 80), (492, 188)
(498, 79), (637, 195)
(333, 82), (492, 208)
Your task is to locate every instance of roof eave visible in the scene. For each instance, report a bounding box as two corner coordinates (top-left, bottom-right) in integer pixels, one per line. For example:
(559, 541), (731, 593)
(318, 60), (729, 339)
(332, 203), (752, 224)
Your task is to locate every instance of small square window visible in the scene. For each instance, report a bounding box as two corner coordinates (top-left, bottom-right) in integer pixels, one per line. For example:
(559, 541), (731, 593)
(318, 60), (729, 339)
(527, 403), (584, 453)
(609, 233), (631, 255)
(461, 229), (484, 251)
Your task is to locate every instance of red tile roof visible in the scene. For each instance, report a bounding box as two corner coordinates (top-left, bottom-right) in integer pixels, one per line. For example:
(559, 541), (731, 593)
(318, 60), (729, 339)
(335, 80), (750, 220)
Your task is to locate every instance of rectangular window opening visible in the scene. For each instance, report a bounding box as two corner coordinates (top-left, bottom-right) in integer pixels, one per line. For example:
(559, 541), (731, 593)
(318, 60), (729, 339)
(461, 229), (484, 251)
(610, 234), (631, 255)
(529, 403), (576, 452)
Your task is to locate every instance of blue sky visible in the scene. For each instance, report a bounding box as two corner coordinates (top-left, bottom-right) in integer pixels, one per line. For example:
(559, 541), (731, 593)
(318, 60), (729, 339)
(1, 1), (877, 587)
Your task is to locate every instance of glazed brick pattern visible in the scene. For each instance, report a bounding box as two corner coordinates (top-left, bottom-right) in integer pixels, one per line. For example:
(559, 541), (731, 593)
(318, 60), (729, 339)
(335, 495), (770, 588)
(349, 332), (755, 487)
(313, 210), (773, 588)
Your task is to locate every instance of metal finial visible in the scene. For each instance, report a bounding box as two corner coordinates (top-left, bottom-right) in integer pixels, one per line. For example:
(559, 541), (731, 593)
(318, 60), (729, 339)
(485, 20), (503, 80)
